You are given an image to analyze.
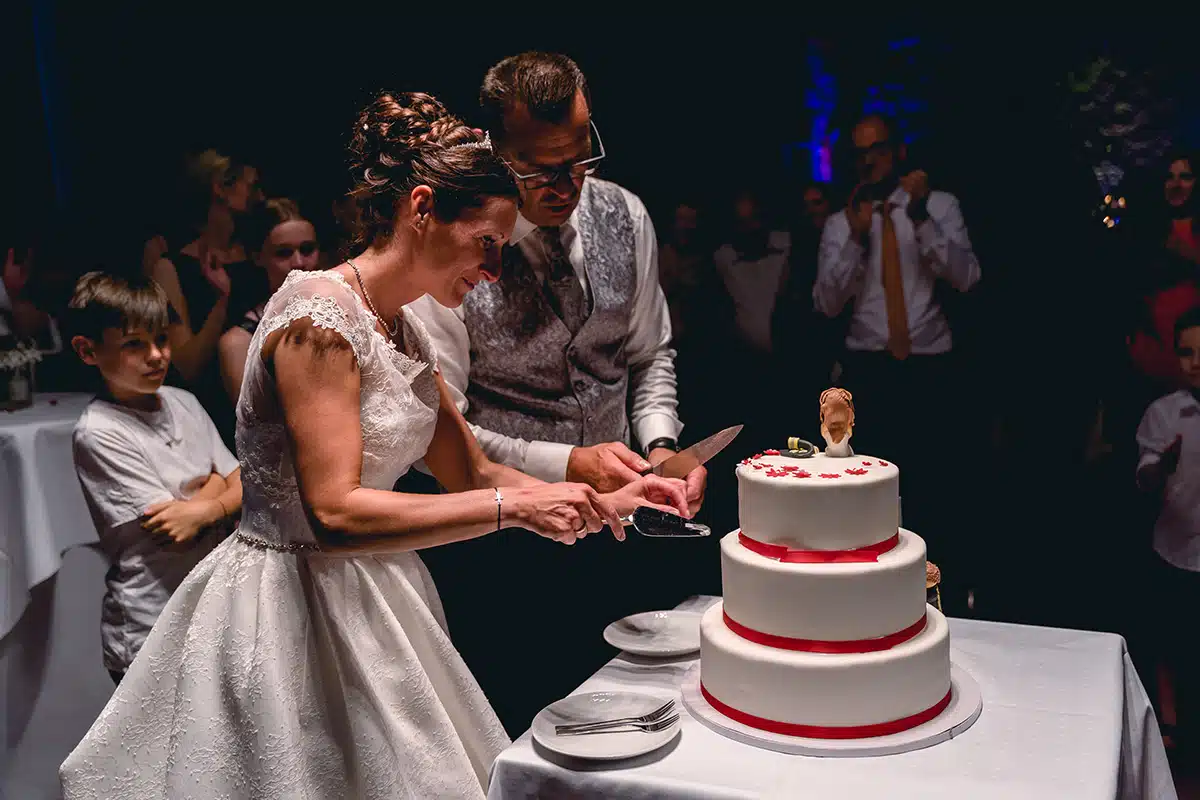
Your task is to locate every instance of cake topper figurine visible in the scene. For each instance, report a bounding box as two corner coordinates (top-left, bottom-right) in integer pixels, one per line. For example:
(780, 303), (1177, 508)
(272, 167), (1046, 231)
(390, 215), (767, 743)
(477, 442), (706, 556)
(819, 387), (855, 457)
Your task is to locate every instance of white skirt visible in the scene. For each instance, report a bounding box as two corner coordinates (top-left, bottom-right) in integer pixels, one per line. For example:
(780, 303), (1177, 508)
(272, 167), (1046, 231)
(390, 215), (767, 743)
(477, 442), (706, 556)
(60, 534), (509, 799)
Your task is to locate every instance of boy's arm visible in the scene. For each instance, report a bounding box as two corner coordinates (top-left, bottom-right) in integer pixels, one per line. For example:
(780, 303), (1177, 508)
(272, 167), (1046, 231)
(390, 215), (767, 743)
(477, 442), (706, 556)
(1135, 402), (1181, 494)
(189, 468), (243, 514)
(143, 469), (240, 544)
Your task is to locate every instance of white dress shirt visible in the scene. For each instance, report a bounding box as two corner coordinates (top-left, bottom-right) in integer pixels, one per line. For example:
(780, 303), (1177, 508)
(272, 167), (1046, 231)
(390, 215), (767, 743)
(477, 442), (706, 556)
(813, 186), (980, 355)
(1137, 389), (1200, 572)
(714, 230), (791, 353)
(406, 183), (681, 482)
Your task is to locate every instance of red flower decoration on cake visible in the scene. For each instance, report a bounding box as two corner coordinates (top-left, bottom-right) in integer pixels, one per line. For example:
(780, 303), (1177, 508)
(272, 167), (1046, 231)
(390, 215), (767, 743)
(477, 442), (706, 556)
(819, 473), (842, 479)
(879, 460), (890, 467)
(845, 468), (868, 475)
(794, 470), (811, 478)
(764, 449), (780, 456)
(861, 460), (872, 466)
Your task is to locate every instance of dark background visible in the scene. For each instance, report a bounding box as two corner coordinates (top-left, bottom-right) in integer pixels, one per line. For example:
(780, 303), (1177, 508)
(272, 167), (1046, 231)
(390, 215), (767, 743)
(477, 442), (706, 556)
(9, 9), (1198, 249)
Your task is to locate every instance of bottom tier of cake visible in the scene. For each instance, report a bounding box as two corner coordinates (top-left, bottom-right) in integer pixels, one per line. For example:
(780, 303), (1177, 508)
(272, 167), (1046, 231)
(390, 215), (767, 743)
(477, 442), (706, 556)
(699, 601), (951, 735)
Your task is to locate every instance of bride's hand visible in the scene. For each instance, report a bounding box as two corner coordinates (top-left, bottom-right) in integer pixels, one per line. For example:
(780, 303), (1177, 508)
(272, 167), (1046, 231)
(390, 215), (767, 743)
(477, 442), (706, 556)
(506, 483), (626, 545)
(602, 475), (691, 520)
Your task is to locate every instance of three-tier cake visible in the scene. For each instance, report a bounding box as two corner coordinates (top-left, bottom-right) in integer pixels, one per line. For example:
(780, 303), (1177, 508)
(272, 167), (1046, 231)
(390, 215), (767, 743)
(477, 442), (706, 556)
(698, 449), (952, 738)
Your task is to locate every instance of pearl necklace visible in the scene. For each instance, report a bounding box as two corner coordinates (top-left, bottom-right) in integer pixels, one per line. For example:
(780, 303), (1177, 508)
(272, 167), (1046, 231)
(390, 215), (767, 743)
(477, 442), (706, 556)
(347, 259), (399, 339)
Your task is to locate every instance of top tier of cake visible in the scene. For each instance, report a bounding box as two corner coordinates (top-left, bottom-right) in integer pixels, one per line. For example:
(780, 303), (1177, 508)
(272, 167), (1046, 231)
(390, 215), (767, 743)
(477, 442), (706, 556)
(736, 452), (899, 550)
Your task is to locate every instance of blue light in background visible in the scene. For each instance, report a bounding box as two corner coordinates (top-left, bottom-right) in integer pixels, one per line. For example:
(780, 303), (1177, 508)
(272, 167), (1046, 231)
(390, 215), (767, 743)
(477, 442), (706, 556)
(790, 37), (928, 183)
(803, 41), (836, 183)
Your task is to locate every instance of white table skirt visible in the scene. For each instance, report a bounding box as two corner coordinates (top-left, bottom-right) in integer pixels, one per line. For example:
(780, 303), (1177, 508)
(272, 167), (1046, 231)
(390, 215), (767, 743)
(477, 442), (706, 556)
(487, 596), (1176, 800)
(0, 392), (97, 639)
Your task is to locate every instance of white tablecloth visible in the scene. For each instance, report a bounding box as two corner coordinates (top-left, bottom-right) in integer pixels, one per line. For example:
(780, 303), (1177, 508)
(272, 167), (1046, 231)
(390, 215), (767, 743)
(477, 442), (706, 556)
(0, 392), (97, 639)
(487, 596), (1176, 800)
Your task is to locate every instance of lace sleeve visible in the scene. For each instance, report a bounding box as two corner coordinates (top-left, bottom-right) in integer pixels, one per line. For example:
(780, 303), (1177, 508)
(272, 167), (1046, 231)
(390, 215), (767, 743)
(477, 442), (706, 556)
(256, 272), (373, 366)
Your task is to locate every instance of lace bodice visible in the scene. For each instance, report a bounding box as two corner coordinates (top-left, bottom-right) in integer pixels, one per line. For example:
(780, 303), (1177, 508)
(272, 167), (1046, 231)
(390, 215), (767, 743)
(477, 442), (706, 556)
(235, 270), (440, 549)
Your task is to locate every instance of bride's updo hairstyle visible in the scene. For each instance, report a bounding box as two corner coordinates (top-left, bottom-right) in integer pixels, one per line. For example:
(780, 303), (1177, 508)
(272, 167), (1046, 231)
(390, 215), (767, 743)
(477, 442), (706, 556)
(348, 91), (517, 250)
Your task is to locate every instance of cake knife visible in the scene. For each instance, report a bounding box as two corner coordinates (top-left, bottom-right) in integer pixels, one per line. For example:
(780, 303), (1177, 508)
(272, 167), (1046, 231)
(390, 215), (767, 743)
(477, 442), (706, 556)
(641, 424), (744, 479)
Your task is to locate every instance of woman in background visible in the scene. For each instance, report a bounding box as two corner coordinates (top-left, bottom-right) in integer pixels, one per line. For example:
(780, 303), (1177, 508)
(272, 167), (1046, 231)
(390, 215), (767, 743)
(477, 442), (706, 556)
(1128, 151), (1200, 391)
(218, 198), (320, 404)
(150, 149), (266, 446)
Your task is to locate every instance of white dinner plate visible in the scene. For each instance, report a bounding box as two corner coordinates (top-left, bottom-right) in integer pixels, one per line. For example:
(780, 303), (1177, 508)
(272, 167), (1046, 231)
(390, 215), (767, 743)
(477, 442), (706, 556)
(603, 610), (704, 657)
(531, 691), (681, 761)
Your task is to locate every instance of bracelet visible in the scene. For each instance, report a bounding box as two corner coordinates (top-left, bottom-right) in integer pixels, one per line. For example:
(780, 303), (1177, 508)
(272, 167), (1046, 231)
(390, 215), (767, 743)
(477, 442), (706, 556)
(494, 488), (503, 532)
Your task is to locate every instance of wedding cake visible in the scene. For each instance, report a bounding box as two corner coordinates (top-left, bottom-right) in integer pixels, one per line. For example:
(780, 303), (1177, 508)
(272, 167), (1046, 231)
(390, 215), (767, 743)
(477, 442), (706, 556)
(698, 391), (952, 739)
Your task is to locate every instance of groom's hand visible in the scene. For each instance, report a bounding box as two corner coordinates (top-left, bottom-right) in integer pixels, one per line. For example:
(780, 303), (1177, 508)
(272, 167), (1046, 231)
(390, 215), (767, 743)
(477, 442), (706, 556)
(649, 448), (707, 517)
(567, 442), (651, 494)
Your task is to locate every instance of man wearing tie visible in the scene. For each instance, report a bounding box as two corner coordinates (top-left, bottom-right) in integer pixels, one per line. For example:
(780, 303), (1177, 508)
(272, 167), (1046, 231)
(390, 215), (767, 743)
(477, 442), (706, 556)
(406, 51), (706, 731)
(813, 114), (980, 609)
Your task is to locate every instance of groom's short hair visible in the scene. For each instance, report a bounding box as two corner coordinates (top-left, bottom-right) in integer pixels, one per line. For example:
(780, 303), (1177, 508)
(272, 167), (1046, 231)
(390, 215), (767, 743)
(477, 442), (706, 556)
(480, 52), (591, 139)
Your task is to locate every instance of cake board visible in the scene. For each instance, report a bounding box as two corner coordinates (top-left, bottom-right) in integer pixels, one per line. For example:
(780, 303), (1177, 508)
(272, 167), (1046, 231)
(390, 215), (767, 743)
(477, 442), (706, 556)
(680, 662), (982, 757)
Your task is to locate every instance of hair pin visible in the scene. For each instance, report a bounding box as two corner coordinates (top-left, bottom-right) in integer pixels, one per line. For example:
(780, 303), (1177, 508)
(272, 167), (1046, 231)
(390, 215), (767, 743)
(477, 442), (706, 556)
(449, 131), (492, 153)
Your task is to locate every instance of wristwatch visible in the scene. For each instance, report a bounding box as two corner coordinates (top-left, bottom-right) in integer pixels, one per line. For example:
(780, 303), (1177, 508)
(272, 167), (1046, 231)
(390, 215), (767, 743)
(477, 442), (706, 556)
(644, 437), (678, 457)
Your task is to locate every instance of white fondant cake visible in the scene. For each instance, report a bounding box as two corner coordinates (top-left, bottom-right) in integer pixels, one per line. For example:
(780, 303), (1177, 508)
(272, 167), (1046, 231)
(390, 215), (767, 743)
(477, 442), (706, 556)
(701, 452), (953, 737)
(721, 528), (927, 643)
(737, 453), (899, 550)
(700, 604), (950, 728)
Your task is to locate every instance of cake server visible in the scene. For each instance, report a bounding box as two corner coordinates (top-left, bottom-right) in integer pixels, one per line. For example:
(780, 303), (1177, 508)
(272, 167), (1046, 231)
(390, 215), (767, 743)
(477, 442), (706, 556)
(621, 506), (711, 538)
(643, 424), (744, 479)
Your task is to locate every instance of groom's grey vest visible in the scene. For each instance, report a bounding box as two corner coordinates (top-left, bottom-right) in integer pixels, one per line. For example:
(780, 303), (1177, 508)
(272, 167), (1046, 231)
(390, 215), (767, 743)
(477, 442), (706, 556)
(462, 178), (636, 447)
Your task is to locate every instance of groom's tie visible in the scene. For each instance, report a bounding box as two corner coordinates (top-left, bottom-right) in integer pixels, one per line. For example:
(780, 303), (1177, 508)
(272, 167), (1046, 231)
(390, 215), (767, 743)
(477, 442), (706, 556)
(880, 203), (911, 360)
(540, 226), (588, 336)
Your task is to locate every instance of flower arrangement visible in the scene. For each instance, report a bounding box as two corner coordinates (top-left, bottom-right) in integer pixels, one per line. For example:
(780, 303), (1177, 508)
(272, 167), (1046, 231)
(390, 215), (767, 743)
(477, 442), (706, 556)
(0, 338), (41, 410)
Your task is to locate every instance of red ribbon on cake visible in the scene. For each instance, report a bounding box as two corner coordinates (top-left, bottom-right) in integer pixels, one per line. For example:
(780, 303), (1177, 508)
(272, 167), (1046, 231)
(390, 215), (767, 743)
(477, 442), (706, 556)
(700, 683), (952, 739)
(738, 530), (900, 563)
(723, 611), (927, 654)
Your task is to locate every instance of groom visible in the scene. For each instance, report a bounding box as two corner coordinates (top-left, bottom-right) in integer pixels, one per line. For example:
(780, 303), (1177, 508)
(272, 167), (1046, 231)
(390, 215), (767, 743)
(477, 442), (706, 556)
(407, 51), (707, 731)
(411, 52), (704, 504)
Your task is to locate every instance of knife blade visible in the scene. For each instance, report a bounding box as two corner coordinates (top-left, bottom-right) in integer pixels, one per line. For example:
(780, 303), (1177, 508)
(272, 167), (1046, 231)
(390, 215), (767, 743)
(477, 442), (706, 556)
(643, 424), (743, 479)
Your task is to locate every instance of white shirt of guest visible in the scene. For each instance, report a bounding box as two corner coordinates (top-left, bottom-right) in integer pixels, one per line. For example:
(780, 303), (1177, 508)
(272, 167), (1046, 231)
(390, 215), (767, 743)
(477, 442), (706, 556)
(714, 230), (791, 354)
(405, 182), (682, 482)
(73, 386), (240, 671)
(813, 186), (981, 355)
(1137, 389), (1200, 572)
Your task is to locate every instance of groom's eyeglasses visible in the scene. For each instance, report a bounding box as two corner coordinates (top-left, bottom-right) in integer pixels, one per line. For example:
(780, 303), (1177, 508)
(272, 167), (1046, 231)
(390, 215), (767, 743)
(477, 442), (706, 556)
(502, 119), (606, 190)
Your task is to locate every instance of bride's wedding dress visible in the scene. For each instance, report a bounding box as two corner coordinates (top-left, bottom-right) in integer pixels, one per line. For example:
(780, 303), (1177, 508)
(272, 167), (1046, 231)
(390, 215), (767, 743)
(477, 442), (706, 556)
(60, 270), (509, 798)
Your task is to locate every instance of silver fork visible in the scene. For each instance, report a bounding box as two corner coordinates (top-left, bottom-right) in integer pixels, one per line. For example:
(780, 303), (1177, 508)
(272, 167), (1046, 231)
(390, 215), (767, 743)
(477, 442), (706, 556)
(556, 714), (681, 736)
(554, 699), (675, 735)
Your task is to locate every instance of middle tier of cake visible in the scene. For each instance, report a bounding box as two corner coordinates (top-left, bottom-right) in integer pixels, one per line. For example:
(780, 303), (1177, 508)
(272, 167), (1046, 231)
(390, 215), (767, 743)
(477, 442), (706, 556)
(722, 528), (928, 643)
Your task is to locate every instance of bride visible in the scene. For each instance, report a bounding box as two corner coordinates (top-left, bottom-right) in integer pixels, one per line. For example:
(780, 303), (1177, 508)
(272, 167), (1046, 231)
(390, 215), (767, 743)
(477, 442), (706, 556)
(60, 91), (689, 799)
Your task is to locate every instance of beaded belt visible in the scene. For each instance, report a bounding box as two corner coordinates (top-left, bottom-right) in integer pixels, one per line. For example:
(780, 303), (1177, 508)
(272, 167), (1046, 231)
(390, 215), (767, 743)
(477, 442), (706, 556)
(235, 531), (320, 553)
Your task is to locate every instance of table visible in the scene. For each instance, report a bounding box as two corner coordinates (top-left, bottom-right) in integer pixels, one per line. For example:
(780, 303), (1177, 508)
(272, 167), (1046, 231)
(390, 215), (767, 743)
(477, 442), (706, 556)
(487, 596), (1177, 800)
(0, 392), (97, 639)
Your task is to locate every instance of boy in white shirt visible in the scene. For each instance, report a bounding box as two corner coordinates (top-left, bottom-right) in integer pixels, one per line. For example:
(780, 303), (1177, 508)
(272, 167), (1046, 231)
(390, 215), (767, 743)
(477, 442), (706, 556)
(1136, 305), (1200, 757)
(67, 271), (242, 684)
